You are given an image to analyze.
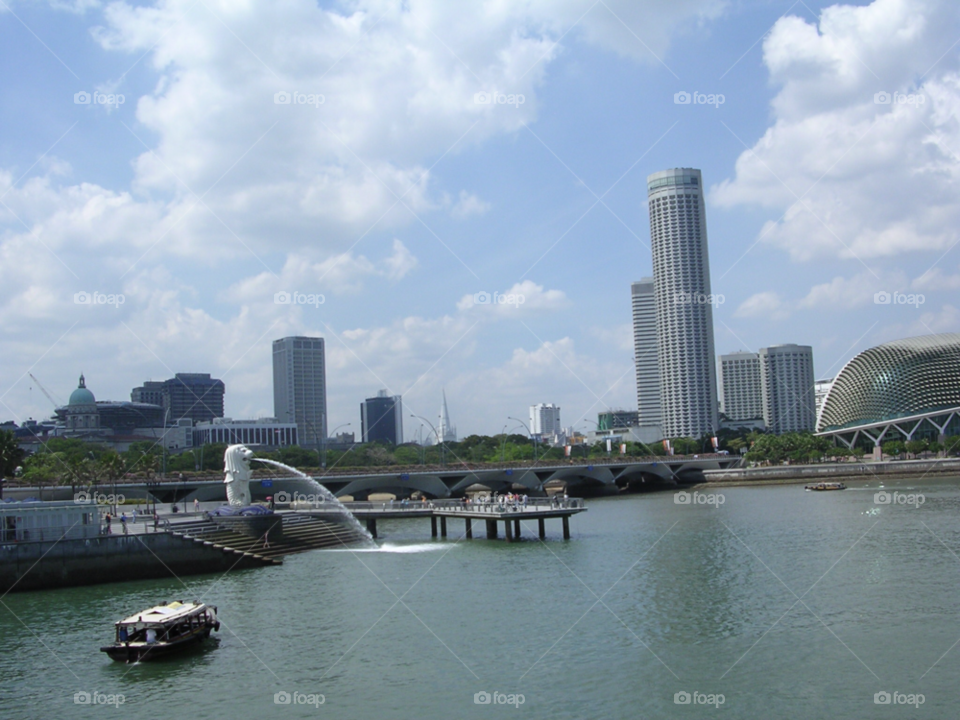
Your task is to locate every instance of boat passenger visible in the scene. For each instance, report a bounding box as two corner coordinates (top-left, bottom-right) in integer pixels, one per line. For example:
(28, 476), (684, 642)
(146, 628), (157, 643)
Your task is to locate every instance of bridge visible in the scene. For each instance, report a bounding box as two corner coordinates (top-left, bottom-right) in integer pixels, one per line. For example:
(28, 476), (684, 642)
(4, 456), (741, 505)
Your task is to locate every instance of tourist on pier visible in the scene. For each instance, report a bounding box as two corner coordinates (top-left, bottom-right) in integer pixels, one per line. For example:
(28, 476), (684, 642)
(194, 498), (200, 513)
(104, 513), (112, 534)
(120, 513), (128, 534)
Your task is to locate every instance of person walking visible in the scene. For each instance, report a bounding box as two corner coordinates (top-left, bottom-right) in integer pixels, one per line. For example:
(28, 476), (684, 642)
(104, 513), (112, 535)
(120, 513), (128, 535)
(194, 498), (200, 513)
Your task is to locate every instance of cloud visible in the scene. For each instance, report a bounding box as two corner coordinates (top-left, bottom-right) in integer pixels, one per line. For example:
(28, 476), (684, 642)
(450, 190), (491, 219)
(734, 291), (788, 319)
(456, 280), (569, 314)
(712, 0), (960, 262)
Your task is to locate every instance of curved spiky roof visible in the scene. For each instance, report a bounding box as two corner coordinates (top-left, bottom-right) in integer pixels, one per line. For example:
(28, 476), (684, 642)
(816, 333), (960, 432)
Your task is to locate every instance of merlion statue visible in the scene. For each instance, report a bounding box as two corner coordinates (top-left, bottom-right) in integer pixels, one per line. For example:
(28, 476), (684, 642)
(223, 444), (255, 506)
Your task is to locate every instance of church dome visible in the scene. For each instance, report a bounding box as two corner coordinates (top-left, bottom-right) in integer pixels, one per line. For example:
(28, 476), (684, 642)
(68, 374), (96, 406)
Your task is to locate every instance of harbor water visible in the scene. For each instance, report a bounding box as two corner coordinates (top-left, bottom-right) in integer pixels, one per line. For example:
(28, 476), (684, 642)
(2, 477), (958, 719)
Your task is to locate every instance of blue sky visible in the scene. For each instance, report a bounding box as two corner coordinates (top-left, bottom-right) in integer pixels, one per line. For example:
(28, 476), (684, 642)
(1, 0), (958, 439)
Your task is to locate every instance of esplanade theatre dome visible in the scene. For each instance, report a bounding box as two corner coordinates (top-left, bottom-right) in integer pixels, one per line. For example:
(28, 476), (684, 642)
(816, 333), (960, 433)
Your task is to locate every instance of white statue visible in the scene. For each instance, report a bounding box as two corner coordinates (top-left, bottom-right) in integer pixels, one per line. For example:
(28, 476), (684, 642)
(223, 444), (255, 506)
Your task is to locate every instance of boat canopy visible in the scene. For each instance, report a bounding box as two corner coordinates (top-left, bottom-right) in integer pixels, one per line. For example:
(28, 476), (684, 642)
(117, 601), (208, 627)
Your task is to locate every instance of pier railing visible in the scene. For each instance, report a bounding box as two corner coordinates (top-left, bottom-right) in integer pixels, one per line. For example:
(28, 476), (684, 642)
(341, 497), (584, 513)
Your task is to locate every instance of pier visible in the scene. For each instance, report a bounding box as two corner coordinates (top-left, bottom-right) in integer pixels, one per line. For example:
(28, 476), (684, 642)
(337, 497), (586, 541)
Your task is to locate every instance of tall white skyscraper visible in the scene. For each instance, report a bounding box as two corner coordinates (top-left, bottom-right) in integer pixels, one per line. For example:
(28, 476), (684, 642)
(648, 168), (718, 439)
(759, 344), (816, 433)
(631, 278), (661, 427)
(273, 336), (327, 446)
(718, 352), (763, 422)
(529, 403), (561, 436)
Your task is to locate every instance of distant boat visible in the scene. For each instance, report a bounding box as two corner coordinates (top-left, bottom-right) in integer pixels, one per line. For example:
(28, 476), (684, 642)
(100, 601), (219, 662)
(805, 482), (846, 492)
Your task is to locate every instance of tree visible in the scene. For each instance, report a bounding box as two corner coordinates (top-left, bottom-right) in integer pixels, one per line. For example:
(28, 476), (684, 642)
(0, 430), (24, 478)
(881, 440), (905, 459)
(905, 439), (928, 457)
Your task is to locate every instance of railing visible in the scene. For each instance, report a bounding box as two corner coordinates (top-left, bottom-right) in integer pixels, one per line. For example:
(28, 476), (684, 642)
(341, 497), (584, 512)
(1, 525), (98, 543)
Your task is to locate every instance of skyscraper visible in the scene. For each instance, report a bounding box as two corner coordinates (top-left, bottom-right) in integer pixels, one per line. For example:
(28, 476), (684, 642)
(648, 168), (718, 438)
(759, 344), (816, 433)
(161, 373), (225, 423)
(437, 389), (457, 443)
(529, 403), (561, 436)
(718, 352), (763, 422)
(361, 390), (403, 445)
(273, 336), (327, 446)
(631, 278), (661, 427)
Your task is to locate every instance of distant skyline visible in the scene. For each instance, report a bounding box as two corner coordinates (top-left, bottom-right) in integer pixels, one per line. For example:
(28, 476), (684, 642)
(2, 0), (959, 439)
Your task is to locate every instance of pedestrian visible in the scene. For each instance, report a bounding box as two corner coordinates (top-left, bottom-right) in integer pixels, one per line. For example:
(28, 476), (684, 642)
(194, 498), (200, 513)
(104, 513), (112, 535)
(132, 508), (138, 524)
(120, 513), (128, 535)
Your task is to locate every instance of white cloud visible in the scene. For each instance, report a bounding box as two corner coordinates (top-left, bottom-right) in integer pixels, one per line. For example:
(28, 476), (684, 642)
(450, 190), (491, 219)
(734, 291), (788, 319)
(712, 0), (960, 262)
(456, 280), (569, 314)
(912, 265), (960, 291)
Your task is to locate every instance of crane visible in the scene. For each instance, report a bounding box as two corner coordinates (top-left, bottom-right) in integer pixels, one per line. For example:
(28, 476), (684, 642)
(28, 373), (63, 409)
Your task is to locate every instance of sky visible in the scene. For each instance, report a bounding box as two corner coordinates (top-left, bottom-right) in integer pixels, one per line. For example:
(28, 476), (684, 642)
(1, 0), (958, 441)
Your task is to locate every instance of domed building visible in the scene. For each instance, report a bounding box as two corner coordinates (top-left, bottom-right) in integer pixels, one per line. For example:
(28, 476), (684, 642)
(815, 333), (960, 449)
(64, 374), (101, 433)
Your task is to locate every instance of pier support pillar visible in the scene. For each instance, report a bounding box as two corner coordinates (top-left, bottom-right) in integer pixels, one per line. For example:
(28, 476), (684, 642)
(538, 518), (545, 539)
(431, 516), (437, 538)
(465, 519), (472, 538)
(486, 519), (497, 539)
(504, 519), (514, 542)
(562, 516), (570, 540)
(366, 518), (377, 539)
(513, 519), (520, 539)
(440, 516), (447, 538)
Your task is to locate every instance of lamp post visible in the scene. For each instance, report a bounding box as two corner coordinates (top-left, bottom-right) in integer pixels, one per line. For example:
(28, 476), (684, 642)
(508, 416), (539, 465)
(411, 414), (443, 466)
(499, 424), (508, 462)
(324, 423), (351, 471)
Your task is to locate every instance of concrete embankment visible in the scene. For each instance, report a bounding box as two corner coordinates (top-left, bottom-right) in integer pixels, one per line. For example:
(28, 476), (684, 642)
(0, 532), (271, 594)
(695, 458), (960, 488)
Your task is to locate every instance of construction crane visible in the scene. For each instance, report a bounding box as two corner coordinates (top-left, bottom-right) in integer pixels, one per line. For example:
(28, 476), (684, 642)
(28, 373), (63, 409)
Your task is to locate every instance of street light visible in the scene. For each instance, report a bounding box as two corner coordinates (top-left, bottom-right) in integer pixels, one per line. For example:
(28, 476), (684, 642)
(324, 423), (351, 471)
(411, 414), (443, 466)
(508, 416), (539, 465)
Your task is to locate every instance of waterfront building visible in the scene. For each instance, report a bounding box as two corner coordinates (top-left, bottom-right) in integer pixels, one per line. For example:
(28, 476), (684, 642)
(759, 344), (816, 433)
(631, 278), (661, 427)
(130, 381), (164, 407)
(815, 377), (834, 416)
(529, 403), (561, 437)
(816, 333), (960, 449)
(194, 417), (299, 448)
(273, 336), (327, 447)
(647, 168), (718, 438)
(718, 352), (763, 423)
(598, 410), (639, 430)
(361, 390), (403, 445)
(162, 373), (224, 423)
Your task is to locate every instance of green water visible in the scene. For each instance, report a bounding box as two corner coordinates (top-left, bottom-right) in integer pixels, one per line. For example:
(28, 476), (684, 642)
(2, 478), (959, 719)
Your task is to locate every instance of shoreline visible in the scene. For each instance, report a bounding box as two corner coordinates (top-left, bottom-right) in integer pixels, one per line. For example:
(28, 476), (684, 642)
(693, 459), (960, 489)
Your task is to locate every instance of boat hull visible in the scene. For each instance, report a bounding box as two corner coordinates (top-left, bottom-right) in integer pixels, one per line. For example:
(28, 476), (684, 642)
(100, 627), (214, 662)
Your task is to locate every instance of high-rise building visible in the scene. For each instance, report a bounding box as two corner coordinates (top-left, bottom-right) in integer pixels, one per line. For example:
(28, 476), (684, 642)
(759, 344), (816, 433)
(648, 168), (718, 438)
(529, 403), (561, 436)
(631, 278), (661, 427)
(361, 390), (403, 445)
(814, 377), (834, 419)
(131, 381), (164, 407)
(598, 410), (639, 430)
(273, 336), (327, 446)
(437, 389), (457, 443)
(718, 352), (763, 422)
(160, 373), (224, 423)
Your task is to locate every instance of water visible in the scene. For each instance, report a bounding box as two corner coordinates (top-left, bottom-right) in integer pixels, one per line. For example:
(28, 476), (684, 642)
(250, 457), (375, 544)
(2, 477), (959, 719)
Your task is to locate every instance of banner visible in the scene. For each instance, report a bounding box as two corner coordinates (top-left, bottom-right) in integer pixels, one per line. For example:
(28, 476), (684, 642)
(711, 436), (719, 452)
(605, 439), (612, 453)
(620, 443), (627, 455)
(564, 445), (571, 457)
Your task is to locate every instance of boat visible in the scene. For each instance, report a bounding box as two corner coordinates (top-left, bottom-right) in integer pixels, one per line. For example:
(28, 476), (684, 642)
(100, 601), (220, 662)
(805, 482), (847, 491)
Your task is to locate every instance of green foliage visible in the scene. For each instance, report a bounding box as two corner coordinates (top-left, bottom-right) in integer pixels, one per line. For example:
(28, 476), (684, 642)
(881, 440), (905, 459)
(0, 430), (24, 477)
(743, 432), (833, 465)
